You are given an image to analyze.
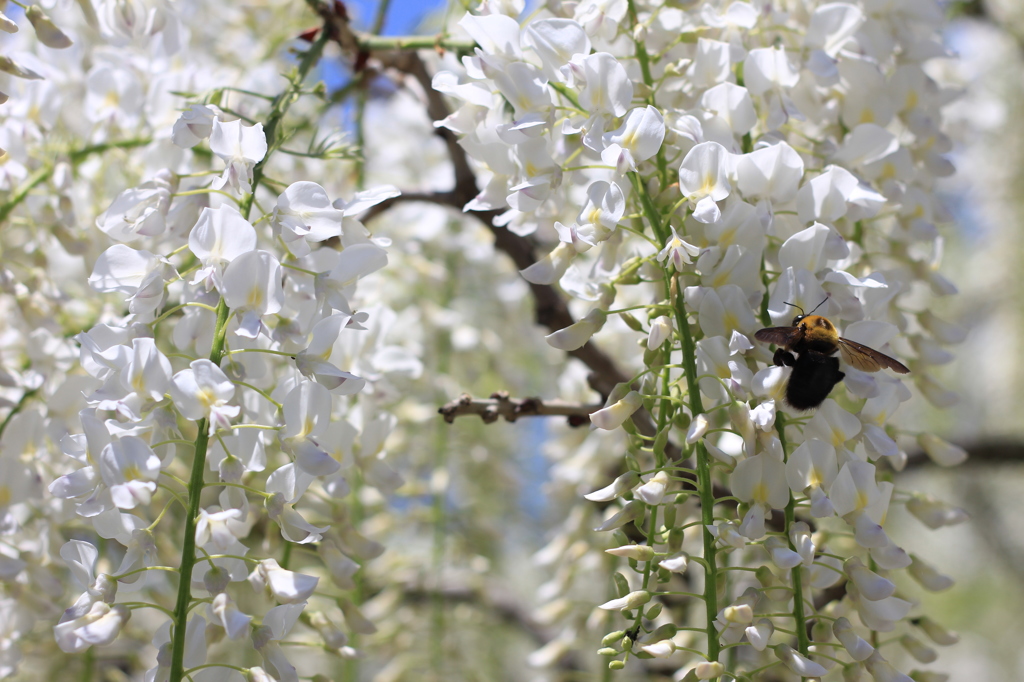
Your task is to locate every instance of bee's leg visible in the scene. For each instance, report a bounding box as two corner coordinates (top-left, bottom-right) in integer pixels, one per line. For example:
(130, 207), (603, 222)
(773, 349), (796, 367)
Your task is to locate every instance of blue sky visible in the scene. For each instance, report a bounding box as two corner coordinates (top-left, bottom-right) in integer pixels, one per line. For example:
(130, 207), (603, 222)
(346, 0), (449, 35)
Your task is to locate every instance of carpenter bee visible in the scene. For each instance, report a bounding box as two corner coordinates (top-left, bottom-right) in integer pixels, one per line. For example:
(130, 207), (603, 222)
(754, 299), (910, 410)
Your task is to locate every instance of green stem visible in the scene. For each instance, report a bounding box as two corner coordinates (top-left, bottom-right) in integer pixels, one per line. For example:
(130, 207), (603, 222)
(629, 171), (667, 244)
(0, 388), (37, 440)
(80, 646), (94, 682)
(639, 168), (719, 664)
(370, 0), (390, 34)
(354, 33), (475, 53)
(0, 138), (151, 225)
(167, 300), (231, 682)
(779, 415), (810, 655)
(239, 26), (330, 220)
(167, 23), (329, 682)
(0, 166), (50, 226)
(672, 284), (720, 664)
(654, 344), (671, 469)
(629, 503), (660, 635)
(625, 0), (655, 101)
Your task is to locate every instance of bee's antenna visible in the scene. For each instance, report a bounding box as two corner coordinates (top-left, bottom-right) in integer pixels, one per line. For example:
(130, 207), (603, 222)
(783, 301), (805, 316)
(807, 296), (829, 316)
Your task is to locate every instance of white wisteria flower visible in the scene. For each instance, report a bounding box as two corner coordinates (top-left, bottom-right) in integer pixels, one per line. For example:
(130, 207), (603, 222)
(169, 359), (240, 434)
(210, 119), (268, 194)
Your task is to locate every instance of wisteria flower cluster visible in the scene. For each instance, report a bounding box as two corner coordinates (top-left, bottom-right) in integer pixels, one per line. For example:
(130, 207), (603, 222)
(430, 0), (967, 678)
(0, 2), (426, 680)
(0, 0), (974, 679)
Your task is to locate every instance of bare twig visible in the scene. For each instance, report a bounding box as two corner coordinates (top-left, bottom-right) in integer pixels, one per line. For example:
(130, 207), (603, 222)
(398, 582), (551, 644)
(438, 392), (602, 426)
(906, 439), (1024, 468)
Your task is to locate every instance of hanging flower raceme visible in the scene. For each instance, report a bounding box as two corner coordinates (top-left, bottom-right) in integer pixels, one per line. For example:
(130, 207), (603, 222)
(433, 0), (966, 678)
(27, 18), (413, 678)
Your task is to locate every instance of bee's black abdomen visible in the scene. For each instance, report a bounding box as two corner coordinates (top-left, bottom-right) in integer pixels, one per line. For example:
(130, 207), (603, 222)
(785, 351), (845, 410)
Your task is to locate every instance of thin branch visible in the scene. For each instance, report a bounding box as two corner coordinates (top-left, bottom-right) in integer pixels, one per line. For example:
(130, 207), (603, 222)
(905, 439), (1024, 468)
(399, 583), (551, 644)
(364, 51), (634, 399)
(438, 392), (602, 425)
(308, 5), (634, 399)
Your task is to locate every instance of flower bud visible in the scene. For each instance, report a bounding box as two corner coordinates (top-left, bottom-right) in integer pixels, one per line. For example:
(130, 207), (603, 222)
(309, 611), (348, 649)
(722, 603), (753, 624)
(870, 540), (912, 570)
(339, 598), (377, 635)
(765, 536), (802, 569)
(26, 6), (73, 48)
(605, 544), (656, 561)
(906, 495), (968, 529)
(546, 308), (607, 351)
(594, 500), (646, 532)
(590, 390), (642, 430)
(845, 556), (896, 600)
(522, 242), (574, 285)
(248, 558), (318, 604)
(900, 634), (937, 663)
(585, 471), (641, 502)
(811, 618), (832, 643)
(639, 623), (676, 645)
(601, 631), (626, 648)
(686, 413), (709, 444)
(833, 617), (874, 661)
(908, 554), (954, 591)
(864, 651), (913, 682)
(0, 11), (17, 33)
(774, 644), (829, 678)
(219, 455), (245, 484)
(694, 662), (724, 680)
(916, 433), (967, 467)
(635, 470), (668, 505)
(0, 55), (42, 79)
(248, 667), (276, 682)
(790, 521), (815, 566)
(647, 316), (672, 349)
(598, 590), (650, 611)
(204, 566), (231, 595)
(211, 592), (252, 640)
(639, 638), (675, 657)
(659, 551), (689, 573)
(914, 616), (959, 646)
(745, 618), (773, 651)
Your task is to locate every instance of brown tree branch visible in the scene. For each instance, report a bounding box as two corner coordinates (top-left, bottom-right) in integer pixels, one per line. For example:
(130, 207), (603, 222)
(310, 6), (634, 399)
(438, 392), (601, 426)
(399, 583), (551, 644)
(384, 52), (635, 400)
(905, 439), (1024, 468)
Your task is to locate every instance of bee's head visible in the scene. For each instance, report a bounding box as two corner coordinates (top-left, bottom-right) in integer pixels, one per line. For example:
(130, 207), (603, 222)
(784, 297), (829, 328)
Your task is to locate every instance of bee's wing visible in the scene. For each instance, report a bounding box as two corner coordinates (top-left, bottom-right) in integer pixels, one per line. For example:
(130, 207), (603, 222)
(754, 326), (802, 348)
(838, 338), (910, 374)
